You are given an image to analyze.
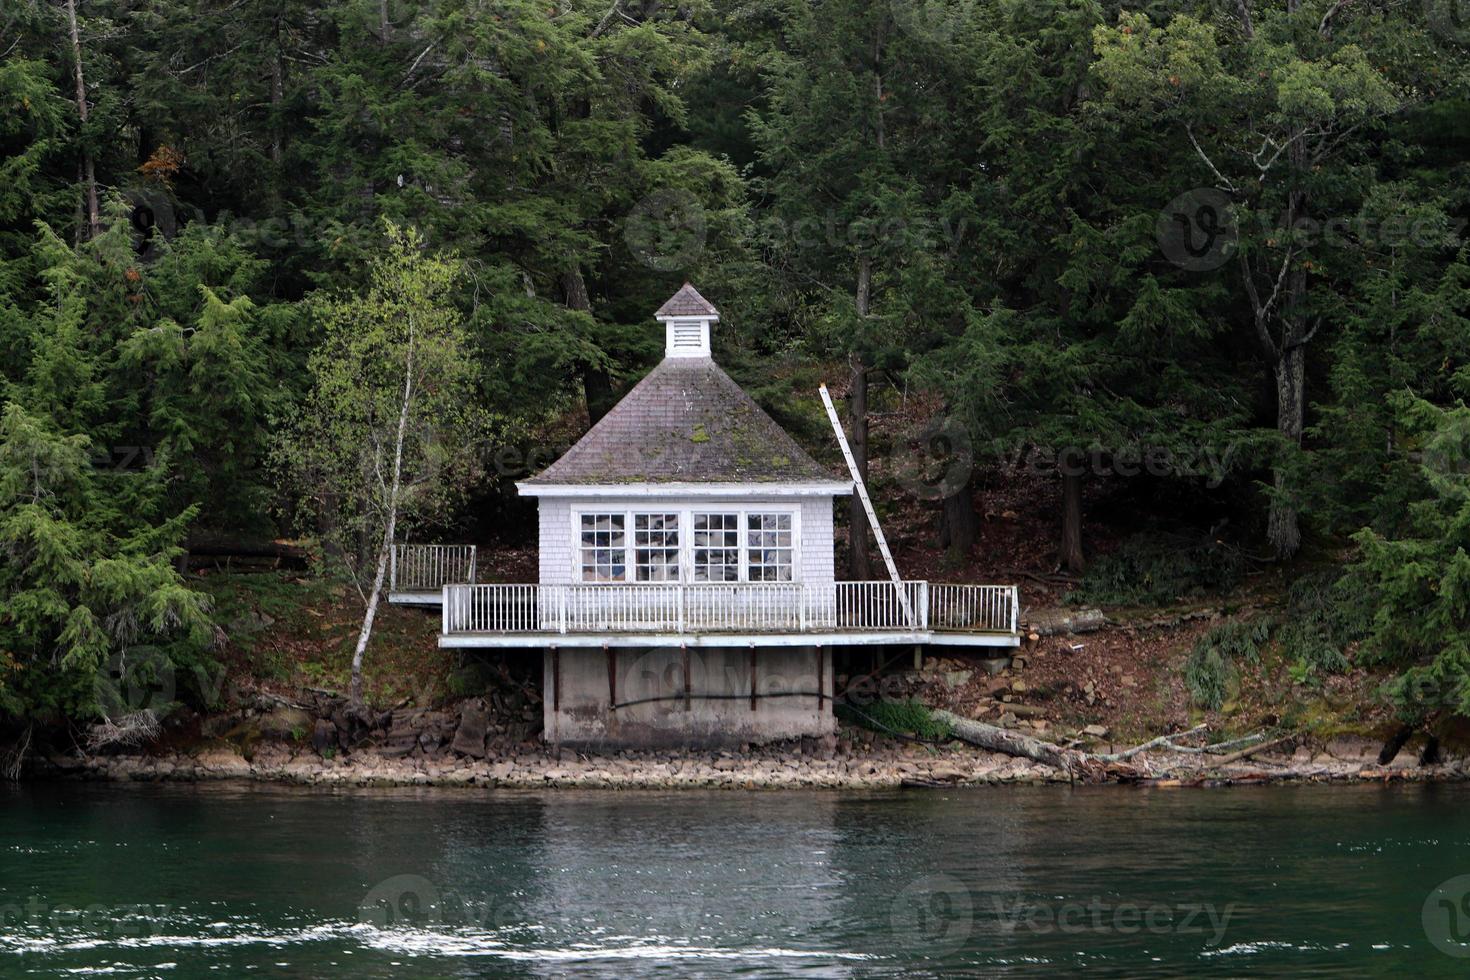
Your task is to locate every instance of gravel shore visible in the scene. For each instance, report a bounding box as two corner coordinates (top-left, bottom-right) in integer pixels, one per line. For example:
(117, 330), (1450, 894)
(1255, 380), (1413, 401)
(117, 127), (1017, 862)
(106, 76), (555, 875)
(31, 734), (1470, 790)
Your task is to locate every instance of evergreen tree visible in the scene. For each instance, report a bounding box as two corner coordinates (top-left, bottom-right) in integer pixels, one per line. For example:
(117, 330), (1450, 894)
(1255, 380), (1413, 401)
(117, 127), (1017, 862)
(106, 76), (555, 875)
(0, 402), (214, 741)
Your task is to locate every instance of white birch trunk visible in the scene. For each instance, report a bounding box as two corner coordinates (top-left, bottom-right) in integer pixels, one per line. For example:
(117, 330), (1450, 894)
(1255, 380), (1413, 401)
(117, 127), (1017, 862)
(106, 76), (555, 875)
(349, 317), (416, 709)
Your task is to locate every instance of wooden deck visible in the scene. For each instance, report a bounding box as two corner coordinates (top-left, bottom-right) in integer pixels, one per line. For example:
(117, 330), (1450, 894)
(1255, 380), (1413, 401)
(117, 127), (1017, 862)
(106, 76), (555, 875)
(386, 544), (1020, 648)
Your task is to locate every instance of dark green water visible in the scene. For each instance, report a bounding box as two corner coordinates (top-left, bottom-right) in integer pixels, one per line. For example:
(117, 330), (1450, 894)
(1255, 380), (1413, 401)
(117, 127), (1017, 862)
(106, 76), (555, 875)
(3, 781), (1469, 977)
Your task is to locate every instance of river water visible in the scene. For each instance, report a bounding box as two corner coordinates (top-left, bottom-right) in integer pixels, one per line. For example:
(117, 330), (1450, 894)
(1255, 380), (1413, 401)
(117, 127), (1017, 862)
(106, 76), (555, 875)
(2, 781), (1468, 976)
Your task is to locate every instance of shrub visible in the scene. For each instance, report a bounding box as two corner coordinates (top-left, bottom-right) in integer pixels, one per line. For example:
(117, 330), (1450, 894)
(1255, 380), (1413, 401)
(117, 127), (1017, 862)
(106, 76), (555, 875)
(1185, 620), (1268, 710)
(1067, 532), (1245, 607)
(1277, 572), (1355, 680)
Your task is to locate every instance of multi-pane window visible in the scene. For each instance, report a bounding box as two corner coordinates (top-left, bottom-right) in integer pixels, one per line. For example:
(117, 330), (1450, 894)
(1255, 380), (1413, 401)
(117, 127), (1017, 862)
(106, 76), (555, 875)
(746, 513), (794, 581)
(692, 513), (741, 582)
(634, 514), (681, 581)
(577, 510), (797, 583)
(579, 514), (626, 582)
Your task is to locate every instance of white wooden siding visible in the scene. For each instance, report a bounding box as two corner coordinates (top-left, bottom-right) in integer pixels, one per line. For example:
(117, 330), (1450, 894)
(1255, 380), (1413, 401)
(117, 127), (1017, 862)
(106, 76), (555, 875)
(536, 493), (838, 587)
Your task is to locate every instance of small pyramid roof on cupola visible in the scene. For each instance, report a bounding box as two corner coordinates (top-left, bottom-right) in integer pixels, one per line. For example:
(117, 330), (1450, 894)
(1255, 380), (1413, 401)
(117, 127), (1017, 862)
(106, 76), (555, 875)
(521, 286), (847, 490)
(654, 282), (719, 319)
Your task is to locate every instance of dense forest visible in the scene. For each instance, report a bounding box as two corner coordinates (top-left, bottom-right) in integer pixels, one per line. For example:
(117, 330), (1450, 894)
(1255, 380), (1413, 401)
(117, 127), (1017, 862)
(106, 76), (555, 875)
(4, 0), (1470, 741)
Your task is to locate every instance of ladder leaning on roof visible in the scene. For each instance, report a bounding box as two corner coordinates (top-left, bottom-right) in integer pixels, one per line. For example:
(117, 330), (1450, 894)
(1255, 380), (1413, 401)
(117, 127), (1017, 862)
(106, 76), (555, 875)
(818, 383), (919, 629)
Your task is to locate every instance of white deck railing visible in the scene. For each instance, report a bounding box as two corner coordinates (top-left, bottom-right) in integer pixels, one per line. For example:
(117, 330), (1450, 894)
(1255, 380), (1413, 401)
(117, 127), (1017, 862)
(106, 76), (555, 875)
(441, 581), (1017, 636)
(391, 544), (477, 592)
(929, 583), (1020, 636)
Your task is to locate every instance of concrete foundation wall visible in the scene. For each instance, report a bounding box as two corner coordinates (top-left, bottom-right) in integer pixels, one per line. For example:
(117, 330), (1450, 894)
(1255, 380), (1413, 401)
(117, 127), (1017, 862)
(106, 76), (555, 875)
(543, 646), (835, 748)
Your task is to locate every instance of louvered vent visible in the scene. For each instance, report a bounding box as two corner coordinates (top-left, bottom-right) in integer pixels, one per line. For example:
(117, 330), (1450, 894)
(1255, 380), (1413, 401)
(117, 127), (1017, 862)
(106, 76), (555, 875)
(671, 321), (703, 350)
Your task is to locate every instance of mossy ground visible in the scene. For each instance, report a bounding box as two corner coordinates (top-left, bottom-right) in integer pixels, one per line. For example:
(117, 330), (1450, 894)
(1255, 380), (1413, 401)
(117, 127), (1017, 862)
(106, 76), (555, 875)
(192, 568), (451, 709)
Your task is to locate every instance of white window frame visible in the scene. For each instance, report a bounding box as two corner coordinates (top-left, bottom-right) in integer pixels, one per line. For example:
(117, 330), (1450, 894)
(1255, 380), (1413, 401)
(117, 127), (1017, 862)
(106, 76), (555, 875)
(691, 511), (742, 583)
(632, 512), (681, 582)
(571, 506), (801, 584)
(745, 512), (796, 582)
(577, 512), (628, 582)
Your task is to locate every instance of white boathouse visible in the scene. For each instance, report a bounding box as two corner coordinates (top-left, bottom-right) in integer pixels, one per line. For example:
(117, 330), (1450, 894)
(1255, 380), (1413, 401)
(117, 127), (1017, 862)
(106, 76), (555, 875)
(396, 285), (1019, 746)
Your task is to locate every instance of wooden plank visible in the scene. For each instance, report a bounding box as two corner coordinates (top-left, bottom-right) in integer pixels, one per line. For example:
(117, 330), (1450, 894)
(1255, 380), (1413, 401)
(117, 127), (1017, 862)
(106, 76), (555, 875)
(818, 384), (915, 626)
(606, 644), (616, 711)
(816, 645), (825, 714)
(750, 645), (757, 712)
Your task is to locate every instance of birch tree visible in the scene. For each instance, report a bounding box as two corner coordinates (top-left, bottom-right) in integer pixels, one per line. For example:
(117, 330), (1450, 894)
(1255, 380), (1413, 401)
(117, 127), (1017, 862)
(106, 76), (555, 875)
(278, 222), (488, 710)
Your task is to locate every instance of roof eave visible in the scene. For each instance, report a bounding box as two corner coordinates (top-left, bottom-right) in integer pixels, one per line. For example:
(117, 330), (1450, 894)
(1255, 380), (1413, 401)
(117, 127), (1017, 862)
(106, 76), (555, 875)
(517, 480), (854, 498)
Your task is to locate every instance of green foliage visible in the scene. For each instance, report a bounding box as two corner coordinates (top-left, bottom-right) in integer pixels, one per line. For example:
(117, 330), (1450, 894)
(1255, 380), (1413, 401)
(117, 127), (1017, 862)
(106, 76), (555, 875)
(1341, 400), (1470, 721)
(1068, 533), (1245, 607)
(839, 698), (953, 741)
(1185, 620), (1268, 710)
(275, 222), (494, 561)
(0, 0), (1469, 732)
(0, 403), (215, 724)
(1276, 572), (1360, 682)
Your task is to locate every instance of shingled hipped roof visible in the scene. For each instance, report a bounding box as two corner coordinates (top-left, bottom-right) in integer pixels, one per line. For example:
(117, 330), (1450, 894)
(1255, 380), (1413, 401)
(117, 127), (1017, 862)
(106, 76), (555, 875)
(654, 283), (720, 318)
(524, 357), (841, 486)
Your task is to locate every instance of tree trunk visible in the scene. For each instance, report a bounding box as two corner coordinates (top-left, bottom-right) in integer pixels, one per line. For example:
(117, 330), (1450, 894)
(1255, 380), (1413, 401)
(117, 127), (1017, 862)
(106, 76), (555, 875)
(65, 0), (100, 241)
(584, 370), (613, 426)
(1061, 470), (1084, 574)
(846, 357), (872, 579)
(1268, 340), (1305, 557)
(349, 317), (416, 710)
(560, 267), (613, 425)
(1268, 129), (1311, 560)
(938, 475), (977, 555)
(847, 355), (873, 581)
(270, 22), (284, 169)
(932, 711), (1081, 770)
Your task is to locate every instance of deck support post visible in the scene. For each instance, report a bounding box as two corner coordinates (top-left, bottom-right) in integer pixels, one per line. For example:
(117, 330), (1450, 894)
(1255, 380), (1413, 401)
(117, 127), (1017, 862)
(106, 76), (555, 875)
(682, 643), (691, 711)
(750, 645), (758, 712)
(606, 644), (616, 711)
(914, 645), (923, 671)
(816, 645), (825, 714)
(552, 646), (560, 713)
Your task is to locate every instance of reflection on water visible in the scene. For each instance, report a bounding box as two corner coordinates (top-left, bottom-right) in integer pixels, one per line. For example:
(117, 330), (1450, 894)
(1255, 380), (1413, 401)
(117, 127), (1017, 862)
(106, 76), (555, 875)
(2, 782), (1468, 976)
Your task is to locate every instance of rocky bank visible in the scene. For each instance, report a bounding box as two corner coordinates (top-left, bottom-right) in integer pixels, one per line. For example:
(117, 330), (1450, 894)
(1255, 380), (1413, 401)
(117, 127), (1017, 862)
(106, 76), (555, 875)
(29, 722), (1470, 791)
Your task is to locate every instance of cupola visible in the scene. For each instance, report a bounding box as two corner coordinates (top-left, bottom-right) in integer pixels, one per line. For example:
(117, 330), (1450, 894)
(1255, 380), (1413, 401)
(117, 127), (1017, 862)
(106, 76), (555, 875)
(654, 283), (719, 359)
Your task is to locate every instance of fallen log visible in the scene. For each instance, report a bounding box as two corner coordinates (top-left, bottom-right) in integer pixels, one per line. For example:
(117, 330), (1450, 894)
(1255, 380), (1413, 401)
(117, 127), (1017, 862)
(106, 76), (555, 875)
(933, 713), (1286, 783)
(932, 710), (1137, 781)
(1210, 735), (1293, 767)
(184, 538), (311, 570)
(1027, 607), (1106, 636)
(933, 710), (1076, 768)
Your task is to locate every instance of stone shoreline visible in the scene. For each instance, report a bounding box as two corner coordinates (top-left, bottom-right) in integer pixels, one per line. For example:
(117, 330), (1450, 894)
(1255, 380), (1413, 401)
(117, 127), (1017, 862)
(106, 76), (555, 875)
(31, 738), (1470, 790)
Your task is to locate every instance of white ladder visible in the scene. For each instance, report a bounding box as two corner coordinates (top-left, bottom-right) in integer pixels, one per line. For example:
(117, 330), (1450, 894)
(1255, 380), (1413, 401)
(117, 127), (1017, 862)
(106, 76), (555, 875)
(818, 383), (918, 628)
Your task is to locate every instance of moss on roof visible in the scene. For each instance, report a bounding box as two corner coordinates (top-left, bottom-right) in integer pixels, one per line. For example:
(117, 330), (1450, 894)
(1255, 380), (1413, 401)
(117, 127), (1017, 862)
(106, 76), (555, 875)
(524, 357), (840, 486)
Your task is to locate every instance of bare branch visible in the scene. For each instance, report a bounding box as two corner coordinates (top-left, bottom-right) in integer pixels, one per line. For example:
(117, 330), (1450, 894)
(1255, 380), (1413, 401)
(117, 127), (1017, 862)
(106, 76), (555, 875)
(1186, 124), (1238, 193)
(404, 41), (436, 81)
(590, 0), (622, 38)
(1238, 248), (1282, 360)
(1318, 0), (1352, 37)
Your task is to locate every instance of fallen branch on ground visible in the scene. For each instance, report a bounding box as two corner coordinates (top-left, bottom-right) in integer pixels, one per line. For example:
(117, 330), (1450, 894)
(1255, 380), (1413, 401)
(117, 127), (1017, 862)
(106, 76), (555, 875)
(931, 714), (1279, 783)
(85, 711), (161, 751)
(1209, 735), (1293, 767)
(1093, 724), (1209, 761)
